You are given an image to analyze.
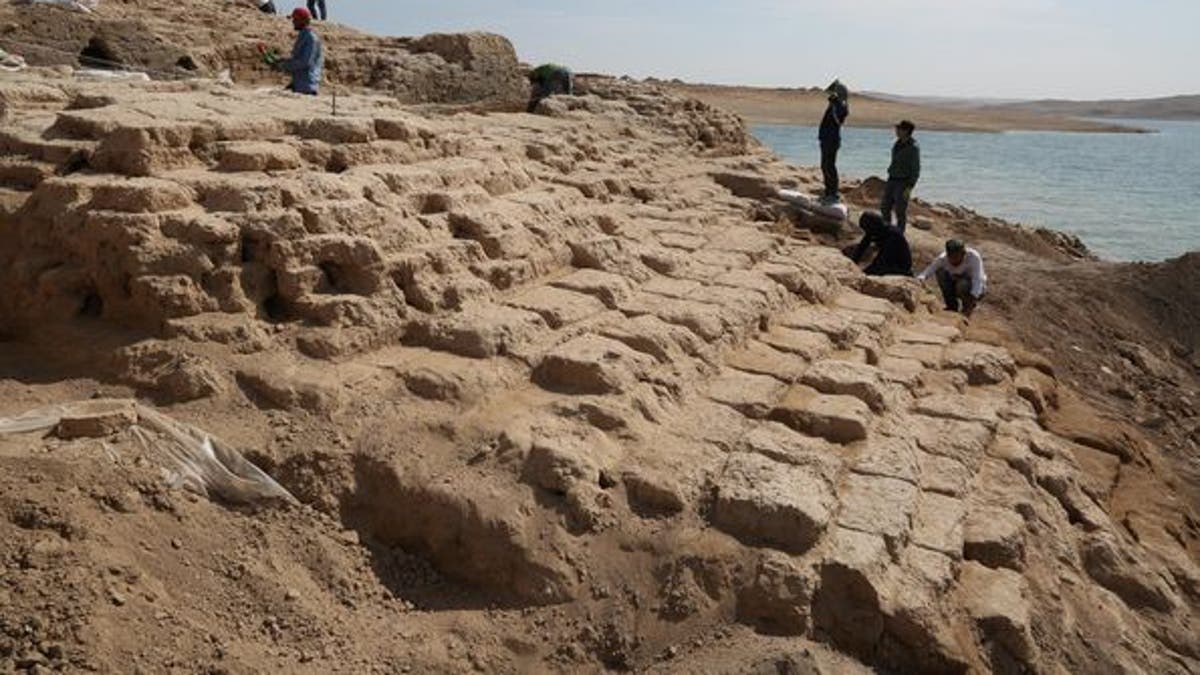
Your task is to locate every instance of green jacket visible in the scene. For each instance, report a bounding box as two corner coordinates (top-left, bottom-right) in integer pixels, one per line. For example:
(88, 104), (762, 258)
(530, 63), (569, 85)
(888, 138), (921, 187)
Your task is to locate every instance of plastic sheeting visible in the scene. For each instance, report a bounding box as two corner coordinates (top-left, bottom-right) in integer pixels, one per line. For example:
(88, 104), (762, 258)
(0, 400), (297, 505)
(0, 48), (27, 73)
(11, 0), (99, 13)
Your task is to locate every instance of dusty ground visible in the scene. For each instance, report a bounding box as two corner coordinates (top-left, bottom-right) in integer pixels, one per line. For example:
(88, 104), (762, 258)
(663, 82), (1148, 133)
(1, 7), (1198, 675)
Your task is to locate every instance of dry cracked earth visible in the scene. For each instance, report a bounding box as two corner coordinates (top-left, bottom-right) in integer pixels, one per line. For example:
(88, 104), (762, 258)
(0, 57), (1198, 675)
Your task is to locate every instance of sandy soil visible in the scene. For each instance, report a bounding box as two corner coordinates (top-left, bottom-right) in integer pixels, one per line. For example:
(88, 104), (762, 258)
(665, 83), (1149, 133)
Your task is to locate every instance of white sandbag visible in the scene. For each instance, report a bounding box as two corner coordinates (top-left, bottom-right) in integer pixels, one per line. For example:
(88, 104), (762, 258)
(0, 399), (297, 505)
(75, 68), (150, 82)
(778, 189), (849, 221)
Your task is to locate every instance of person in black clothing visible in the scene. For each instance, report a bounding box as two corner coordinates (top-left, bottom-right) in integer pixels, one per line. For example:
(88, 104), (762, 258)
(881, 119), (921, 232)
(818, 80), (849, 203)
(307, 0), (327, 20)
(846, 211), (913, 277)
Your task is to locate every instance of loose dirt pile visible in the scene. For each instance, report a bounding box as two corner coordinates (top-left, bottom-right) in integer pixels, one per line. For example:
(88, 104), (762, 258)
(1, 7), (1198, 675)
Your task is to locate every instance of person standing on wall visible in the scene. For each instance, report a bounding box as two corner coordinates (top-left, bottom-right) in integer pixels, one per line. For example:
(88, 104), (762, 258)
(881, 119), (920, 231)
(306, 0), (327, 21)
(264, 8), (324, 95)
(818, 79), (849, 204)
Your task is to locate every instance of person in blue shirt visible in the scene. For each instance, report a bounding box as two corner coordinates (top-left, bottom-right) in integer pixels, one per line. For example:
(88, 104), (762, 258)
(271, 8), (324, 95)
(818, 80), (849, 204)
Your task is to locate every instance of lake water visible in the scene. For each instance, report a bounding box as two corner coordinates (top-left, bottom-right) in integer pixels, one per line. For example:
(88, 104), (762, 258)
(754, 120), (1200, 262)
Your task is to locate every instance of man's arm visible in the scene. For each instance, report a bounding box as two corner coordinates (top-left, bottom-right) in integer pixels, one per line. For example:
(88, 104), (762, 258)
(916, 253), (945, 281)
(968, 252), (985, 297)
(849, 233), (872, 263)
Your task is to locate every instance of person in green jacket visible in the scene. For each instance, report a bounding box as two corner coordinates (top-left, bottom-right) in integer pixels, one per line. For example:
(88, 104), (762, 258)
(527, 63), (574, 113)
(881, 119), (920, 232)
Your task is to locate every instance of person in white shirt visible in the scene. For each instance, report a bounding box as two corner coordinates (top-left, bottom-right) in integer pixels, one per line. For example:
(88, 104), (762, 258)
(916, 239), (987, 317)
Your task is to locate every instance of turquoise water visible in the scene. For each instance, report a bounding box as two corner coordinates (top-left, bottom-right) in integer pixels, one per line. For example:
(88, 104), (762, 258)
(754, 120), (1200, 262)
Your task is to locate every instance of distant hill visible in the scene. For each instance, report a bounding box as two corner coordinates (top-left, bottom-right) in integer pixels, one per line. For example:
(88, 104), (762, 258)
(659, 82), (1146, 134)
(990, 95), (1200, 121)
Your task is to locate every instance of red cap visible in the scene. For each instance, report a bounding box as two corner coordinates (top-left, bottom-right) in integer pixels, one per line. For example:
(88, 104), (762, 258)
(291, 7), (311, 21)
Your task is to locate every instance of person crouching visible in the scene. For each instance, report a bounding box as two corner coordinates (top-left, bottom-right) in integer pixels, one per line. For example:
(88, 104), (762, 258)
(847, 212), (912, 277)
(917, 239), (987, 317)
(527, 64), (574, 113)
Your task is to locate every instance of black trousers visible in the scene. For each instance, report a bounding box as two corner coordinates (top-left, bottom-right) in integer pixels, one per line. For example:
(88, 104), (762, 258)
(820, 142), (839, 198)
(307, 0), (326, 20)
(937, 269), (979, 313)
(880, 178), (911, 232)
(259, 1), (276, 14)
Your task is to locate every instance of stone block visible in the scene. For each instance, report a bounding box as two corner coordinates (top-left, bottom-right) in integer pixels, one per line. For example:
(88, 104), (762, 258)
(54, 401), (138, 439)
(551, 269), (635, 309)
(943, 342), (1017, 385)
(959, 562), (1039, 668)
(710, 452), (833, 554)
(770, 387), (871, 444)
(911, 492), (966, 558)
(963, 505), (1026, 570)
(836, 473), (919, 554)
(726, 341), (809, 383)
(533, 335), (655, 395)
(708, 369), (789, 418)
(407, 305), (547, 358)
(760, 327), (834, 361)
(801, 359), (891, 412)
(504, 286), (606, 329)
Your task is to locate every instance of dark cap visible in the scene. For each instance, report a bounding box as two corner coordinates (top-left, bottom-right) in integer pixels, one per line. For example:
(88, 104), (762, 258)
(895, 119), (916, 133)
(945, 239), (966, 254)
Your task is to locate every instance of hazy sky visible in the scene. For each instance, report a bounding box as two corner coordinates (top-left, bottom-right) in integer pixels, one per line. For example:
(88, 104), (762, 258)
(328, 1), (1197, 100)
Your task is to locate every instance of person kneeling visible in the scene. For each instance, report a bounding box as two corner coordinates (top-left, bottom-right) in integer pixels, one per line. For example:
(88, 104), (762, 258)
(917, 239), (987, 317)
(527, 64), (574, 113)
(846, 212), (913, 277)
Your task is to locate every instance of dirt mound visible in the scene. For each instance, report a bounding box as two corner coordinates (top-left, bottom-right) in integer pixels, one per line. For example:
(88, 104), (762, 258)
(0, 19), (1198, 674)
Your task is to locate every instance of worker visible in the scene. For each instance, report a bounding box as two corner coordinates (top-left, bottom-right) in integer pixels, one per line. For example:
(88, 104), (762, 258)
(527, 63), (574, 113)
(881, 119), (920, 231)
(265, 8), (324, 95)
(917, 239), (988, 316)
(818, 79), (849, 204)
(847, 212), (913, 277)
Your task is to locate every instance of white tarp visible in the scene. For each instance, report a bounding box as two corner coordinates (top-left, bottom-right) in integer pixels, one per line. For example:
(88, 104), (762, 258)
(0, 399), (297, 505)
(0, 48), (27, 72)
(11, 0), (99, 13)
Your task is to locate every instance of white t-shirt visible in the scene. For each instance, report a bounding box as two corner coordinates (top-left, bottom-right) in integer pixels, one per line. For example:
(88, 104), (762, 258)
(917, 248), (987, 298)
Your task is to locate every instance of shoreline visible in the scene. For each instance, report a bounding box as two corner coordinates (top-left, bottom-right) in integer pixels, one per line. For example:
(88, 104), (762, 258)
(665, 82), (1150, 134)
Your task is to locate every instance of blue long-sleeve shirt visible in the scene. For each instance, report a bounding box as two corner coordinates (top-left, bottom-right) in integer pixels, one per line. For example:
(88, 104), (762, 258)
(279, 28), (323, 94)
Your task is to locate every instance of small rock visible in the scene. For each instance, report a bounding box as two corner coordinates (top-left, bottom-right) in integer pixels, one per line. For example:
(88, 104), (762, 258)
(108, 589), (127, 606)
(285, 589), (300, 601)
(170, 538), (182, 550)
